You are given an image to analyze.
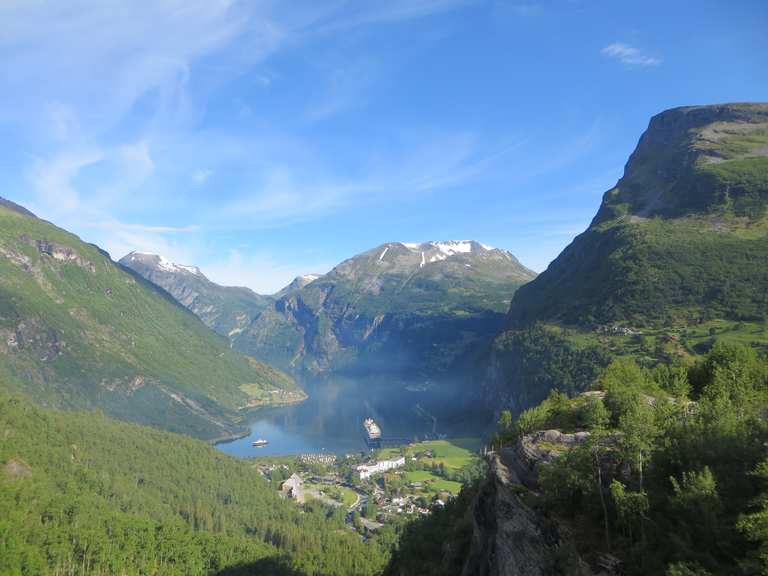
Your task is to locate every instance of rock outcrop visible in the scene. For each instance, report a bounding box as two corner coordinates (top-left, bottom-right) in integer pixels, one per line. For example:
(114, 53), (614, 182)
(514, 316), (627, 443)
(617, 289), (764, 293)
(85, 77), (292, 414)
(503, 429), (591, 490)
(462, 452), (586, 576)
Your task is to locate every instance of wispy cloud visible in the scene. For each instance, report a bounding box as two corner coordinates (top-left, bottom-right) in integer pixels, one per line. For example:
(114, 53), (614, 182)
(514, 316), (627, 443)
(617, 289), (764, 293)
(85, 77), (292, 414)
(192, 169), (213, 184)
(601, 42), (661, 67)
(316, 0), (475, 32)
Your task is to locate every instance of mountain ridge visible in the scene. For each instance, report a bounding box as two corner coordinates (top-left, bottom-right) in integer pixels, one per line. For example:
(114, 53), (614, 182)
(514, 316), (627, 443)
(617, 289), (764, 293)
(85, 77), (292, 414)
(122, 239), (536, 383)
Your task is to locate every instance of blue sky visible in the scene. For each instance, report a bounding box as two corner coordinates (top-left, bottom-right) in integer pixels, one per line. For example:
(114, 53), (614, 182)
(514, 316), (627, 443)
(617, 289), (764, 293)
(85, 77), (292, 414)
(1, 0), (766, 293)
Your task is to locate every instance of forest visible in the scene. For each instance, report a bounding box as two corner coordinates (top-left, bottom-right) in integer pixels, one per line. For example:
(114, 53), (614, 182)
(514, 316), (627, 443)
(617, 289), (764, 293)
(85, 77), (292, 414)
(387, 342), (768, 575)
(0, 388), (398, 575)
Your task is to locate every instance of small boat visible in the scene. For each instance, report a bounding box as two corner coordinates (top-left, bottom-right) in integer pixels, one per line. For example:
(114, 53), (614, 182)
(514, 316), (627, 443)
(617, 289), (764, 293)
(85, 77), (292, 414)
(252, 439), (269, 447)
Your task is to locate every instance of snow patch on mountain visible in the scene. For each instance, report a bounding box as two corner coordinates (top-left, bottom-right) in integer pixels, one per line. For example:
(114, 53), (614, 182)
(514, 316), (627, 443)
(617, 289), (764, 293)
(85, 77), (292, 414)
(125, 252), (201, 276)
(432, 240), (473, 255)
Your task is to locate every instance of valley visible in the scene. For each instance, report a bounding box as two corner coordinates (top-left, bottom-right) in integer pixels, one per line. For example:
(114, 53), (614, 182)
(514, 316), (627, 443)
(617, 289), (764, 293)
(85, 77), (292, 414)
(2, 102), (768, 575)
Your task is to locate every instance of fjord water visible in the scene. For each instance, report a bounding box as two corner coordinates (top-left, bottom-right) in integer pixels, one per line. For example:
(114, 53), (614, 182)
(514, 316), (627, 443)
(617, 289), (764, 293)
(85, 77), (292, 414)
(216, 375), (486, 457)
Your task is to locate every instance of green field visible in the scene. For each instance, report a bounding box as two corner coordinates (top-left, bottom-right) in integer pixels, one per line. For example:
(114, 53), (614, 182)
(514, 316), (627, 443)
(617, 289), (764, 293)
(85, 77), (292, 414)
(308, 482), (359, 508)
(403, 470), (463, 495)
(379, 439), (480, 471)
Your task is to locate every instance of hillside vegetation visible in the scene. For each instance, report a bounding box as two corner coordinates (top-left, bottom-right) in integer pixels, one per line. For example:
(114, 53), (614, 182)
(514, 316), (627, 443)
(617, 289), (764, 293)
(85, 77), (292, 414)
(0, 201), (300, 440)
(392, 342), (768, 575)
(0, 388), (391, 575)
(483, 103), (768, 416)
(509, 103), (768, 328)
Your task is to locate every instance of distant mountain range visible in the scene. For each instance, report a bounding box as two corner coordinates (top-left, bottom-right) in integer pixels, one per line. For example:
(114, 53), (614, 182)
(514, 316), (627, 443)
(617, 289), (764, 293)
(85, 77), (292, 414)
(122, 240), (536, 385)
(0, 202), (301, 441)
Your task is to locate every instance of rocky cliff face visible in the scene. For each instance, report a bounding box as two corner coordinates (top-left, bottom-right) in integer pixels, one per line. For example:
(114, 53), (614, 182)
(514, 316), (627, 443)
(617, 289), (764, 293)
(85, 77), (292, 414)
(462, 427), (623, 576)
(462, 451), (585, 576)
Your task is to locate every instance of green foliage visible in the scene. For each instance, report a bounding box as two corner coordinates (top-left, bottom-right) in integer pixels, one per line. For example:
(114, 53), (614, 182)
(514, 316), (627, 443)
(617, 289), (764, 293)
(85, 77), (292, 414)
(610, 480), (649, 542)
(493, 324), (612, 406)
(0, 389), (390, 576)
(539, 444), (593, 515)
(582, 396), (610, 431)
(518, 346), (768, 575)
(652, 364), (692, 399)
(383, 483), (478, 576)
(497, 410), (513, 432)
(665, 562), (713, 576)
(601, 358), (650, 423)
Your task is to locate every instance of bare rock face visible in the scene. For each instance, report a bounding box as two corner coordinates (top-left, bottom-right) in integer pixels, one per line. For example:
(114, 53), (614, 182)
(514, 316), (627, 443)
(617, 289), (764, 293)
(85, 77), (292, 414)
(462, 453), (586, 576)
(2, 458), (32, 479)
(4, 320), (63, 361)
(504, 430), (592, 490)
(20, 235), (96, 272)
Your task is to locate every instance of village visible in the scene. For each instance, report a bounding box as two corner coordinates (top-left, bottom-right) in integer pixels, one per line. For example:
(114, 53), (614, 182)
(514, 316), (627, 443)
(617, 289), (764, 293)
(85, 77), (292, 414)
(252, 438), (485, 535)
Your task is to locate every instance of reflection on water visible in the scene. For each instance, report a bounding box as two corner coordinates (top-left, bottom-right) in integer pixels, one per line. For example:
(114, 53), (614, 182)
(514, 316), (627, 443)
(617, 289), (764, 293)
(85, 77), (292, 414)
(216, 375), (487, 458)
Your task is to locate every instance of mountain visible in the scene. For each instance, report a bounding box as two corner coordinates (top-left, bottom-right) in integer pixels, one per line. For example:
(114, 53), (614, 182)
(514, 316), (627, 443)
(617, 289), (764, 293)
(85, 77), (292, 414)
(0, 200), (302, 441)
(510, 102), (768, 328)
(120, 251), (273, 340)
(273, 273), (323, 299)
(484, 102), (768, 411)
(123, 241), (536, 384)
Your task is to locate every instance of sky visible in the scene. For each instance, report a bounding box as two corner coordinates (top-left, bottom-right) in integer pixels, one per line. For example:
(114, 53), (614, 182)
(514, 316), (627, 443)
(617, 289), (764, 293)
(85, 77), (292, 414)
(1, 0), (766, 293)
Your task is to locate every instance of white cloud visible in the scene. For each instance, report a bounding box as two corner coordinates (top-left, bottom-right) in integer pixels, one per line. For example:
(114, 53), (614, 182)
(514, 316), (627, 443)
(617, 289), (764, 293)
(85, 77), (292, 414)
(28, 150), (104, 214)
(318, 0), (475, 32)
(116, 140), (155, 183)
(192, 168), (214, 184)
(601, 42), (661, 67)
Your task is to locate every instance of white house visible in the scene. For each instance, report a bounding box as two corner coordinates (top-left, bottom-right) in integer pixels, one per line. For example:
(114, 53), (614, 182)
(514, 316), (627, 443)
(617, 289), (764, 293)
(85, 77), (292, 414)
(281, 473), (305, 503)
(356, 456), (406, 480)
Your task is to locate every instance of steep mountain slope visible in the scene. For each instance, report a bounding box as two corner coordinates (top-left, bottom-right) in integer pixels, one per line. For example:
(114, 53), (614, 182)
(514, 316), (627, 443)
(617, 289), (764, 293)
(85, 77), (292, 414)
(0, 200), (301, 441)
(484, 102), (768, 412)
(0, 388), (388, 575)
(124, 241), (536, 382)
(245, 241), (536, 377)
(121, 251), (272, 340)
(511, 102), (768, 328)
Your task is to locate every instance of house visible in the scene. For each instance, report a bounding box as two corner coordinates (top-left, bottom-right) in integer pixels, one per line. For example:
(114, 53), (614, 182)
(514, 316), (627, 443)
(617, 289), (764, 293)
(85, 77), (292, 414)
(280, 473), (305, 503)
(355, 456), (406, 480)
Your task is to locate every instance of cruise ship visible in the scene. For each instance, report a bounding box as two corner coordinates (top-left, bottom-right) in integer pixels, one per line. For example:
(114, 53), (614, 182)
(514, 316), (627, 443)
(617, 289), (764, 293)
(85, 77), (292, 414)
(363, 418), (381, 442)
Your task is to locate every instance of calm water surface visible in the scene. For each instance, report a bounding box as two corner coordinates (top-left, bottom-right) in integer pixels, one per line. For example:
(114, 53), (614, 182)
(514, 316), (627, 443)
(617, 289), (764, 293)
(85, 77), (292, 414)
(216, 376), (484, 458)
